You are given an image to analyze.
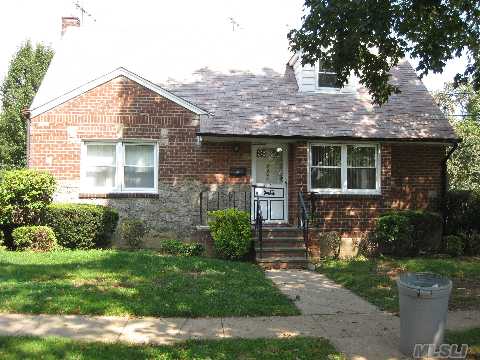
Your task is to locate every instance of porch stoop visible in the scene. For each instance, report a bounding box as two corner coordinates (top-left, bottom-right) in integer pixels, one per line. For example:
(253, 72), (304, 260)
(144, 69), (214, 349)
(254, 226), (309, 269)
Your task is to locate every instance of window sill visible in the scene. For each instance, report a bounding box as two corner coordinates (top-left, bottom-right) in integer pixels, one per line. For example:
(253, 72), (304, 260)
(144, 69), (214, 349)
(308, 190), (381, 197)
(79, 192), (159, 199)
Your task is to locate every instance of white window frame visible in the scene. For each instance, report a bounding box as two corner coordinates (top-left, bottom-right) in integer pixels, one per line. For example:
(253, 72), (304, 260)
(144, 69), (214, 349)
(308, 142), (381, 195)
(315, 61), (340, 90)
(80, 140), (158, 194)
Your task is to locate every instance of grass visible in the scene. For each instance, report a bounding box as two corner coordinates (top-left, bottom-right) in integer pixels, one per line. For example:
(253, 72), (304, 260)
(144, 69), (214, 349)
(447, 328), (480, 359)
(317, 256), (480, 313)
(0, 336), (345, 360)
(0, 250), (299, 317)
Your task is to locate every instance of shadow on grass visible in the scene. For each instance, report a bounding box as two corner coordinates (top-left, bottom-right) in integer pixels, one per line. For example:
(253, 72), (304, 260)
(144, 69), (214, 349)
(0, 250), (299, 317)
(0, 336), (345, 360)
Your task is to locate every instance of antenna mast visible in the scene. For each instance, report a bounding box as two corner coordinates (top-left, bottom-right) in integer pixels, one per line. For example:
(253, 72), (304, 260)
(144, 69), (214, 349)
(73, 1), (96, 23)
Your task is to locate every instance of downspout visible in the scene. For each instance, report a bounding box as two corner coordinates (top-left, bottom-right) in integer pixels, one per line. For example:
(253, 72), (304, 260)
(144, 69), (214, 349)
(22, 109), (31, 168)
(441, 140), (460, 238)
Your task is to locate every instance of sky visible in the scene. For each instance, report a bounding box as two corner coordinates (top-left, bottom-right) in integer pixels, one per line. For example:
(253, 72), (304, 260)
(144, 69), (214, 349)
(0, 0), (467, 94)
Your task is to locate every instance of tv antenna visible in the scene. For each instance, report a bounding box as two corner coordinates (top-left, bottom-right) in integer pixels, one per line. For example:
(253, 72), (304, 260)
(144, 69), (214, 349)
(228, 17), (241, 32)
(73, 1), (96, 23)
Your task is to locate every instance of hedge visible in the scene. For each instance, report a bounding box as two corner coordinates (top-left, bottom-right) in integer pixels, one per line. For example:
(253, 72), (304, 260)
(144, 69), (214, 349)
(12, 225), (57, 252)
(0, 169), (56, 226)
(158, 239), (204, 257)
(42, 204), (119, 249)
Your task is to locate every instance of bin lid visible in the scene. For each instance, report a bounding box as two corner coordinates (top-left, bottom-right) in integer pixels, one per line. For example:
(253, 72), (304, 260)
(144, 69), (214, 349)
(397, 272), (451, 291)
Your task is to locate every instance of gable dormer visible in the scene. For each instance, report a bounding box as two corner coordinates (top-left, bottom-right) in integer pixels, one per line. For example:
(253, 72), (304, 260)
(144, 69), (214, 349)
(288, 52), (358, 94)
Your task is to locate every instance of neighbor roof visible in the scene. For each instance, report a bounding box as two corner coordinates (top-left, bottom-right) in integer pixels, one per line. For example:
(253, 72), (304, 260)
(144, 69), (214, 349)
(31, 25), (457, 142)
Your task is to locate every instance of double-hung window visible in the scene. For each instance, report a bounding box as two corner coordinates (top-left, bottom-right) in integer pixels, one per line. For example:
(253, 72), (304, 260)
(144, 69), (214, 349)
(309, 143), (380, 194)
(317, 61), (340, 88)
(81, 141), (157, 193)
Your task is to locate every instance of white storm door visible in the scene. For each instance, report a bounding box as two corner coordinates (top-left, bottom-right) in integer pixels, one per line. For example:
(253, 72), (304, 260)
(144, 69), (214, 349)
(252, 144), (288, 223)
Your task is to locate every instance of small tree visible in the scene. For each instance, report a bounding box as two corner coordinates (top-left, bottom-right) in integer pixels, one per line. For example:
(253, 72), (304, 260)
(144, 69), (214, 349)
(434, 83), (480, 192)
(0, 41), (54, 168)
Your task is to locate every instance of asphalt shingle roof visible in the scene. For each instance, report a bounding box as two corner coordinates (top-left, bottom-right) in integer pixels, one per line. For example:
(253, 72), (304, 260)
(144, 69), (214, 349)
(162, 61), (457, 141)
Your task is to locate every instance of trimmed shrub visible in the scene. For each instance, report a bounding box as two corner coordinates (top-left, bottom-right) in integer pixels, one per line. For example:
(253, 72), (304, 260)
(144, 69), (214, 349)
(444, 235), (465, 257)
(463, 231), (480, 256)
(373, 210), (443, 257)
(158, 239), (204, 257)
(374, 212), (413, 257)
(0, 229), (5, 250)
(318, 231), (341, 259)
(445, 190), (480, 255)
(12, 225), (57, 252)
(403, 210), (443, 254)
(208, 208), (252, 260)
(43, 204), (119, 249)
(445, 190), (480, 234)
(0, 169), (56, 226)
(121, 219), (146, 249)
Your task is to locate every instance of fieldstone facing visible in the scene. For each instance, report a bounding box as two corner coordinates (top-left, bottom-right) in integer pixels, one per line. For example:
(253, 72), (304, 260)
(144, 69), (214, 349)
(54, 179), (250, 247)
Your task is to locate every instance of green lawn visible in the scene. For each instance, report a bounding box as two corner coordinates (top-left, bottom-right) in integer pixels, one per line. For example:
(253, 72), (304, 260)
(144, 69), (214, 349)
(0, 250), (299, 317)
(317, 257), (480, 313)
(447, 328), (480, 359)
(0, 336), (345, 360)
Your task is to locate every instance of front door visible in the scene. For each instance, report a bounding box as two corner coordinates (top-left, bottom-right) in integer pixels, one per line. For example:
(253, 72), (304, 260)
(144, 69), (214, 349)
(252, 144), (288, 223)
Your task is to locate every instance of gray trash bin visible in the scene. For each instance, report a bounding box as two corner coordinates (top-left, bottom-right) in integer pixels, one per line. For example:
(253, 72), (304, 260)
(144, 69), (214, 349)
(397, 272), (452, 357)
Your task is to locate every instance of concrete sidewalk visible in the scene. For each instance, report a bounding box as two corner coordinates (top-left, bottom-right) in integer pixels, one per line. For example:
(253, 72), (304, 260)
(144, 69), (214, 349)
(0, 270), (478, 360)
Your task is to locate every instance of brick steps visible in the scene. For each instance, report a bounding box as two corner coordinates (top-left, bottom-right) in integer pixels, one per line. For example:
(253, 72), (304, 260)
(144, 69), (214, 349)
(254, 226), (309, 269)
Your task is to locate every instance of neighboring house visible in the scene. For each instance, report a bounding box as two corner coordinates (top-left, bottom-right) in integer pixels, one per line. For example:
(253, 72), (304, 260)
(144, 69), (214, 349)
(27, 18), (457, 265)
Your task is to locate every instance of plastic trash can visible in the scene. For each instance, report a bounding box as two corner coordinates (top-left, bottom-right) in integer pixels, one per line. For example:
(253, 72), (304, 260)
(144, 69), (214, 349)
(397, 272), (452, 357)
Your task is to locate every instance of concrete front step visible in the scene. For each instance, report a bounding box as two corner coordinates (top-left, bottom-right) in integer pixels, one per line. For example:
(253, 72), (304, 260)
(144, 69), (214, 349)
(254, 226), (308, 268)
(256, 249), (307, 259)
(256, 256), (309, 269)
(254, 229), (303, 239)
(254, 236), (305, 242)
(254, 240), (306, 248)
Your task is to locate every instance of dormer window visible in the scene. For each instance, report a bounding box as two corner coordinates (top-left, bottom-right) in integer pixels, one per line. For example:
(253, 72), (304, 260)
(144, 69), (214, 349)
(317, 61), (339, 88)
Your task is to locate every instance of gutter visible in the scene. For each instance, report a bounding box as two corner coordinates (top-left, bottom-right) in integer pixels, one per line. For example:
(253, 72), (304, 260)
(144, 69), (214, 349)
(197, 132), (459, 145)
(441, 140), (460, 236)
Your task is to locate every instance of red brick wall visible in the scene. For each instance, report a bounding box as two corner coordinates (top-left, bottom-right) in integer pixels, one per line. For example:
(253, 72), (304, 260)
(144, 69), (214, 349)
(289, 142), (445, 240)
(29, 75), (446, 243)
(29, 76), (251, 186)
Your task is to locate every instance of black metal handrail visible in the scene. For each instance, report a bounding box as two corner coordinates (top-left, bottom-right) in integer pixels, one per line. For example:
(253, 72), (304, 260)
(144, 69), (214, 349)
(252, 185), (264, 258)
(298, 191), (309, 260)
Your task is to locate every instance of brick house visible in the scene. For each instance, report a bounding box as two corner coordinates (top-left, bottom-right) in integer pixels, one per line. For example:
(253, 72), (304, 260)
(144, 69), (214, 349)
(27, 18), (457, 265)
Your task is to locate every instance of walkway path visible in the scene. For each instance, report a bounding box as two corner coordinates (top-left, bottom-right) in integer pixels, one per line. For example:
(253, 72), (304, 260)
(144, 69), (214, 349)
(0, 270), (478, 360)
(266, 270), (480, 360)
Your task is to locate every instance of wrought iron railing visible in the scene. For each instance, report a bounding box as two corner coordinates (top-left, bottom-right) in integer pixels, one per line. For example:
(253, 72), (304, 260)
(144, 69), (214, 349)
(298, 191), (309, 260)
(198, 190), (250, 225)
(252, 185), (265, 259)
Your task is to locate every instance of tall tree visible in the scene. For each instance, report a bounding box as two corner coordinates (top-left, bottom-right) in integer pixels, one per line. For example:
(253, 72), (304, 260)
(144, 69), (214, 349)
(289, 1), (480, 105)
(434, 83), (480, 192)
(0, 41), (53, 168)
